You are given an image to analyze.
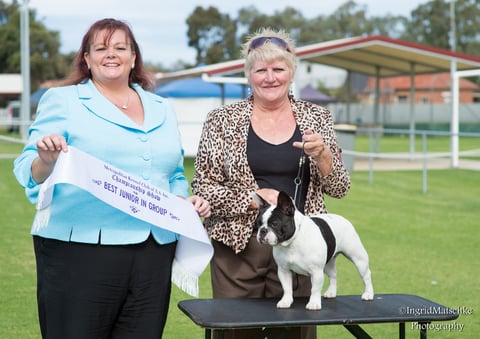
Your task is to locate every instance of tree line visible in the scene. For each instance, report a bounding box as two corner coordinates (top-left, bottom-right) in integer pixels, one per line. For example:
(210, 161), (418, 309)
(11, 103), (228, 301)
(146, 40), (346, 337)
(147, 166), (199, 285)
(1, 0), (479, 95)
(186, 0), (480, 64)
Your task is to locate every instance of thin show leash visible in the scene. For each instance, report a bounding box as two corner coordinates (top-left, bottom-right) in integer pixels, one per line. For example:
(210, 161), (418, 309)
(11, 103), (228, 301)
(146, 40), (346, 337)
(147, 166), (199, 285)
(293, 142), (306, 209)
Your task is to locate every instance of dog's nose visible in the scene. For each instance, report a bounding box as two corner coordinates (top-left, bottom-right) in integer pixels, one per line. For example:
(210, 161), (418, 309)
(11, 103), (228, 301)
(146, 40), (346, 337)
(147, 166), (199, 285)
(259, 227), (267, 237)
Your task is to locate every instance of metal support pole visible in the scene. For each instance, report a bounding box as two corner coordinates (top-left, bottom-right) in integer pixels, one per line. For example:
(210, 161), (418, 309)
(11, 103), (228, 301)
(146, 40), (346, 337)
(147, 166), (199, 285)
(20, 0), (30, 141)
(409, 63), (415, 159)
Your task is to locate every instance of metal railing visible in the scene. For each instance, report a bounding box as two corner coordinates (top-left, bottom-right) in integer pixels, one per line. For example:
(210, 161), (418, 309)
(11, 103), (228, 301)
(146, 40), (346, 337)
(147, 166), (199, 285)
(343, 127), (480, 193)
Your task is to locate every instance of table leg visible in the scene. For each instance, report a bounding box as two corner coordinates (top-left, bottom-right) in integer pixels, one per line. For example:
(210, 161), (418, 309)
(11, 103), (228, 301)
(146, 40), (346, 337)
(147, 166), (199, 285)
(399, 322), (405, 339)
(419, 322), (428, 339)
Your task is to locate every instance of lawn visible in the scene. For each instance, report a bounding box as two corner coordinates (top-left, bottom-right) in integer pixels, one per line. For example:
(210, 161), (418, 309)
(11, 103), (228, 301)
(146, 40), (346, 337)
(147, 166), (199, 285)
(1, 136), (479, 338)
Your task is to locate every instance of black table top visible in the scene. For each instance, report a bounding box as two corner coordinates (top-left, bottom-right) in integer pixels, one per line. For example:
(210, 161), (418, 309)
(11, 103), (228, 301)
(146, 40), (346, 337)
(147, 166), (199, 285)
(178, 294), (459, 329)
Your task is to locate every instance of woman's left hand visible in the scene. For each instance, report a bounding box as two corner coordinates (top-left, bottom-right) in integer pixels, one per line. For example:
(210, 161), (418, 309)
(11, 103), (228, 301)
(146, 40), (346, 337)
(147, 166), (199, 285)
(293, 129), (329, 161)
(293, 129), (333, 176)
(187, 195), (211, 218)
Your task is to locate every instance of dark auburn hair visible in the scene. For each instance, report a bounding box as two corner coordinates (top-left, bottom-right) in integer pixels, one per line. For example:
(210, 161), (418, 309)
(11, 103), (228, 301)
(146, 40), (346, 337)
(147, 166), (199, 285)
(61, 18), (154, 91)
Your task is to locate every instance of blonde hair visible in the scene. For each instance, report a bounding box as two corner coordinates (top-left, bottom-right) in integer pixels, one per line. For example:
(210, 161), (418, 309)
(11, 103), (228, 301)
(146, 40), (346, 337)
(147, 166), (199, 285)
(242, 27), (297, 81)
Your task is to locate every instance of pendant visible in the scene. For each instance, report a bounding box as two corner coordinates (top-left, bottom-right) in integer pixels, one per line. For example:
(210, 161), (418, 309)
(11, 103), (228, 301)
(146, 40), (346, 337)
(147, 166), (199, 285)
(121, 105), (128, 110)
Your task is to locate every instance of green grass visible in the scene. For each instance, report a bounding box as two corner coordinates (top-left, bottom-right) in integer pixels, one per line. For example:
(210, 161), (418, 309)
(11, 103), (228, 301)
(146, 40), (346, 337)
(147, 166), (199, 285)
(321, 170), (480, 338)
(1, 137), (479, 338)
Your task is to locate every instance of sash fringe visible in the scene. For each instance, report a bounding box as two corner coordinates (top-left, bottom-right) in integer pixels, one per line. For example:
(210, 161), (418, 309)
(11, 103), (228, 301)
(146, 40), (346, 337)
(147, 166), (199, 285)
(172, 259), (199, 297)
(32, 206), (51, 233)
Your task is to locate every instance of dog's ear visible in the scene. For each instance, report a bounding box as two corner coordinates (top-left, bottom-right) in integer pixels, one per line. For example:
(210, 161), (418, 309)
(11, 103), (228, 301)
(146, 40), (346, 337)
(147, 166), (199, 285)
(252, 192), (269, 209)
(277, 191), (295, 216)
(252, 193), (271, 230)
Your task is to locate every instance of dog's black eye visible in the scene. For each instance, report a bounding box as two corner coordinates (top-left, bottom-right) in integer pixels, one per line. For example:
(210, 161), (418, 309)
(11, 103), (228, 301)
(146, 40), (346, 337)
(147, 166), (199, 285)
(270, 220), (279, 229)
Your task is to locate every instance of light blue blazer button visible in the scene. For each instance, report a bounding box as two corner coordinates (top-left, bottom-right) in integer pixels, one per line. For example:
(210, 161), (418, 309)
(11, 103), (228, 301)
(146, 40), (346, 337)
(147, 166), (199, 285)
(142, 172), (151, 180)
(142, 152), (151, 160)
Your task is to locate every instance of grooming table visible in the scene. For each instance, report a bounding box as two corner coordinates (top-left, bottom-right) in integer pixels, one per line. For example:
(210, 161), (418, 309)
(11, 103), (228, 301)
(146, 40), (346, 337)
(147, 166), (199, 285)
(178, 294), (459, 338)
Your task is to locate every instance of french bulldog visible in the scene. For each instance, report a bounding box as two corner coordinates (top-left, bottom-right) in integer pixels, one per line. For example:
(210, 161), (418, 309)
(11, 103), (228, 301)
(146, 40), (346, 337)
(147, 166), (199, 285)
(254, 191), (374, 310)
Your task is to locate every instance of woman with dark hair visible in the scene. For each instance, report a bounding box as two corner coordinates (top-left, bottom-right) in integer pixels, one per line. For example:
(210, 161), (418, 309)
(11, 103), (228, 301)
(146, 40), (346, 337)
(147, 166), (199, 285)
(14, 18), (210, 338)
(63, 18), (153, 90)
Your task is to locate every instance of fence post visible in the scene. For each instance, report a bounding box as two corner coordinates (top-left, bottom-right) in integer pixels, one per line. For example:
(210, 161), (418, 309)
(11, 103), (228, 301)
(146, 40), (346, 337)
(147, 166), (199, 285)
(422, 132), (428, 193)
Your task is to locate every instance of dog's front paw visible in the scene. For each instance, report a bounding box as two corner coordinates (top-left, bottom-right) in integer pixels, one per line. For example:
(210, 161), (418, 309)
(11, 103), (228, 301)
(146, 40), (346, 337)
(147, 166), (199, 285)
(323, 287), (337, 299)
(276, 296), (293, 308)
(361, 292), (374, 301)
(306, 296), (322, 310)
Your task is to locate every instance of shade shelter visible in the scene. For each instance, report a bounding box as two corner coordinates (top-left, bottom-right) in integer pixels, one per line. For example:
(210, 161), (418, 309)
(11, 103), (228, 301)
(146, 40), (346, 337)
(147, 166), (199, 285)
(155, 77), (245, 157)
(156, 35), (480, 167)
(156, 36), (480, 82)
(299, 84), (337, 104)
(156, 77), (245, 102)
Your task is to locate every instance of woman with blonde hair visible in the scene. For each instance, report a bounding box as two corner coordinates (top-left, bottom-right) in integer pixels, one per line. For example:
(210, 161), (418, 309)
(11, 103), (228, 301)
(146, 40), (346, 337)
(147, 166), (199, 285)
(193, 27), (350, 339)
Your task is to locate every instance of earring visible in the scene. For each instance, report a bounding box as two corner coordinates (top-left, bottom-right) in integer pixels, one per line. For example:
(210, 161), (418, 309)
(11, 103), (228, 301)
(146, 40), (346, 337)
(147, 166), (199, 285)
(248, 86), (252, 96)
(131, 63), (135, 69)
(87, 64), (91, 70)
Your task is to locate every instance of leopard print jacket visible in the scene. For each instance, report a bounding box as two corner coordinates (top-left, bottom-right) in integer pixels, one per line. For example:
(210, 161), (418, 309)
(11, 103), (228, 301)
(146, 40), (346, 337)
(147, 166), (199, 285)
(192, 95), (351, 253)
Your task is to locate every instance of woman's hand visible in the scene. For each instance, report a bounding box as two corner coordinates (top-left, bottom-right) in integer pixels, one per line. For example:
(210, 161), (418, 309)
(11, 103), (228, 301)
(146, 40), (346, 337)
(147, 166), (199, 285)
(187, 195), (211, 218)
(250, 188), (279, 209)
(292, 129), (327, 160)
(36, 134), (68, 164)
(32, 134), (68, 183)
(293, 129), (333, 176)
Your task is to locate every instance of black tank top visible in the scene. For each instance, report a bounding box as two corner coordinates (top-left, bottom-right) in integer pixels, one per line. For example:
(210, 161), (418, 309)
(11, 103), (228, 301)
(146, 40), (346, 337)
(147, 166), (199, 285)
(247, 124), (310, 213)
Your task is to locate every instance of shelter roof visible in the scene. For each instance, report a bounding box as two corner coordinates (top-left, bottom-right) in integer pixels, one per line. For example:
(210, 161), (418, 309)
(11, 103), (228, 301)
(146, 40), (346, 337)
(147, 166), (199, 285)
(156, 35), (480, 83)
(299, 84), (337, 104)
(156, 77), (245, 98)
(30, 87), (49, 104)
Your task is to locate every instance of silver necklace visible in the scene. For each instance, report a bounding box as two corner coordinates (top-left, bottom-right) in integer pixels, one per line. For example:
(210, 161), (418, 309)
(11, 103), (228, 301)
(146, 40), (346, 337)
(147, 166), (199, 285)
(98, 88), (131, 110)
(120, 92), (131, 110)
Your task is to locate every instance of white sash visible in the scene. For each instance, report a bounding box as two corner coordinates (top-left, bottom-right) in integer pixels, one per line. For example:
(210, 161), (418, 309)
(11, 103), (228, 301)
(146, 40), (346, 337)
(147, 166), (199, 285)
(34, 146), (213, 297)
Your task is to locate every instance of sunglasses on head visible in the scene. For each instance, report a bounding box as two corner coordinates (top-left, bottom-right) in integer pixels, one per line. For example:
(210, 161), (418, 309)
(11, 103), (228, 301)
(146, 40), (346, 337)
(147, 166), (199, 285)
(248, 36), (291, 53)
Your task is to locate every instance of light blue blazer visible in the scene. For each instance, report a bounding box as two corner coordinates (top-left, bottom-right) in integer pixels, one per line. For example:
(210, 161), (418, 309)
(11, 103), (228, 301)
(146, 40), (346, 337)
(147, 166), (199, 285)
(14, 79), (189, 245)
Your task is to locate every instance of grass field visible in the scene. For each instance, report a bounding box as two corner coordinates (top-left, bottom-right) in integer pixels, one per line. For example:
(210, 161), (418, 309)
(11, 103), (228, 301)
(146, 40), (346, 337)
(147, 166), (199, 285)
(1, 136), (479, 338)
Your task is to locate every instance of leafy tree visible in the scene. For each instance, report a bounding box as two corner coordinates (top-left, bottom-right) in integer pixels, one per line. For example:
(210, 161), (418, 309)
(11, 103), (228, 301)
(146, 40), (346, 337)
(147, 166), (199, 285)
(29, 17), (70, 88)
(368, 15), (409, 39)
(327, 1), (373, 38)
(186, 6), (237, 65)
(236, 5), (262, 33)
(256, 2), (406, 47)
(452, 0), (480, 56)
(259, 7), (305, 35)
(237, 7), (306, 48)
(403, 0), (451, 49)
(0, 1), (20, 73)
(295, 15), (329, 46)
(0, 1), (70, 91)
(402, 0), (480, 57)
(0, 0), (15, 25)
